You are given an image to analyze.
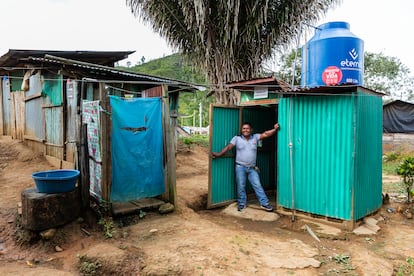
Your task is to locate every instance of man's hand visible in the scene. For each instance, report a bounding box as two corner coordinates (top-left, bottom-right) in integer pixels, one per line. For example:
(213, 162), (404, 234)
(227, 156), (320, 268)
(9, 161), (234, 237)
(274, 123), (280, 130)
(212, 152), (222, 158)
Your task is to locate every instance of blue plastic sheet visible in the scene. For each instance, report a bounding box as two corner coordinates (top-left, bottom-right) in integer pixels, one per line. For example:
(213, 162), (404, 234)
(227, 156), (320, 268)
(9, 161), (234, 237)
(109, 96), (165, 202)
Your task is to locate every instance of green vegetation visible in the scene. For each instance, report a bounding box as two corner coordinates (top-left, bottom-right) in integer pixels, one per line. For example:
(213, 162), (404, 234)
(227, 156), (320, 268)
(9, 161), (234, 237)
(119, 54), (213, 127)
(382, 151), (414, 175)
(396, 156), (414, 202)
(179, 134), (209, 149)
(383, 151), (403, 175)
(396, 256), (414, 276)
(98, 217), (116, 239)
(274, 50), (414, 101)
(125, 53), (207, 85)
(127, 0), (340, 104)
(78, 255), (102, 276)
(383, 151), (414, 196)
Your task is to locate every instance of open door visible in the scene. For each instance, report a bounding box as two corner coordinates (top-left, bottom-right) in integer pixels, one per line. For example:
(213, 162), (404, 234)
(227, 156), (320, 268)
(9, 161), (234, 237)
(208, 104), (277, 209)
(208, 105), (241, 208)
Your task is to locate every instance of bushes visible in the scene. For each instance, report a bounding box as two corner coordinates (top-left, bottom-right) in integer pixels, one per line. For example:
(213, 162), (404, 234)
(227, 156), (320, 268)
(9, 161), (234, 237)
(396, 156), (414, 203)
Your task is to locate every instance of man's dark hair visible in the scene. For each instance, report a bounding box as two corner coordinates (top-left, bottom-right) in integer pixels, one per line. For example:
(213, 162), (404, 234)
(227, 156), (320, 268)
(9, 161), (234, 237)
(242, 122), (252, 127)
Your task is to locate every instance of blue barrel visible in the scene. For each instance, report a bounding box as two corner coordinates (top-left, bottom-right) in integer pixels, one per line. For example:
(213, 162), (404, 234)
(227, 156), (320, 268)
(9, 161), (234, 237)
(301, 21), (364, 87)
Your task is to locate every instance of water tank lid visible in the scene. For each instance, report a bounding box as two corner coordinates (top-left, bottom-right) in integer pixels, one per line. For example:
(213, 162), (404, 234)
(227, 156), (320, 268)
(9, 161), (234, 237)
(317, 21), (350, 30)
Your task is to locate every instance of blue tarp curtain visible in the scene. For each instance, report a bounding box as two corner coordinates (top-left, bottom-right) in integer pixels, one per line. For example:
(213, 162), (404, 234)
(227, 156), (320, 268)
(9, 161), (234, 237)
(109, 96), (165, 202)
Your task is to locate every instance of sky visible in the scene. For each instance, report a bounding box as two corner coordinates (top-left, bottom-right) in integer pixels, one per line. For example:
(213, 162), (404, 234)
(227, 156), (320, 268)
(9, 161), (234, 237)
(0, 0), (413, 73)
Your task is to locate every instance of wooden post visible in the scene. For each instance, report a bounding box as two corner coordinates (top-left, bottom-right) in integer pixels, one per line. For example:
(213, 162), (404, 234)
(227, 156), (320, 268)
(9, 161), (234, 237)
(0, 78), (4, 136)
(80, 123), (90, 212)
(162, 85), (177, 205)
(99, 83), (112, 211)
(10, 92), (16, 139)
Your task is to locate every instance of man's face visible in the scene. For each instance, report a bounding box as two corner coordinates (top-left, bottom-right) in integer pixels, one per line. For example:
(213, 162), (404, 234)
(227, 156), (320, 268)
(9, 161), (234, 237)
(241, 124), (252, 137)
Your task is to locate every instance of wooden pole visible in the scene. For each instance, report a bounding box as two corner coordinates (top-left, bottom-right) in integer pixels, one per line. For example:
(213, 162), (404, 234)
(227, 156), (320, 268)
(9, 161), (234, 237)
(99, 83), (112, 212)
(80, 123), (90, 212)
(0, 77), (4, 135)
(162, 85), (177, 205)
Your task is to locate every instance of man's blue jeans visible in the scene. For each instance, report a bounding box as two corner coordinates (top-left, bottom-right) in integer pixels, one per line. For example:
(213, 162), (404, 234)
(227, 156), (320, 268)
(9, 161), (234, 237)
(235, 164), (269, 207)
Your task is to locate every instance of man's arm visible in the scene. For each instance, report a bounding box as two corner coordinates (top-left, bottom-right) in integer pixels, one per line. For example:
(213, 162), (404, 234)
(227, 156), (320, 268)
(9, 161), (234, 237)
(259, 123), (280, 140)
(212, 143), (235, 158)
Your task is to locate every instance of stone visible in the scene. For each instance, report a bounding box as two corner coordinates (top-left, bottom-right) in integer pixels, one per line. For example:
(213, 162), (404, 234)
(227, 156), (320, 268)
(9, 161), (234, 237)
(40, 228), (56, 240)
(158, 203), (175, 214)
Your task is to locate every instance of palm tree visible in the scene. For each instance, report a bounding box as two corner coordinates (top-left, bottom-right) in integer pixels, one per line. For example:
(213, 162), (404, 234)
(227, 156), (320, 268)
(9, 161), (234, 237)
(126, 0), (340, 104)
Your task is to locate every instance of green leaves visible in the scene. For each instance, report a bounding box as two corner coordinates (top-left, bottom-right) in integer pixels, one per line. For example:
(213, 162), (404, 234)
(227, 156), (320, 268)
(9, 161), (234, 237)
(126, 0), (341, 103)
(396, 156), (414, 202)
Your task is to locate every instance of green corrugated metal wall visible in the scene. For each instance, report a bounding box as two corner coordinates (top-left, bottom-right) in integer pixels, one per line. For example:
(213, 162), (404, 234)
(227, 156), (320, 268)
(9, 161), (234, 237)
(277, 90), (382, 221)
(209, 106), (240, 207)
(353, 91), (383, 219)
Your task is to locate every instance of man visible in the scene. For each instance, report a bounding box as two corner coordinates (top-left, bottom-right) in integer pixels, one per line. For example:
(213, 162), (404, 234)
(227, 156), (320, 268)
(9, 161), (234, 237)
(212, 122), (280, 212)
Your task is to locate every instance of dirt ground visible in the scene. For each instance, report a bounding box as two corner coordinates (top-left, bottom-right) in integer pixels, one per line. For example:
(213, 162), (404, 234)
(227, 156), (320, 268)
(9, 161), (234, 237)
(1, 137), (414, 275)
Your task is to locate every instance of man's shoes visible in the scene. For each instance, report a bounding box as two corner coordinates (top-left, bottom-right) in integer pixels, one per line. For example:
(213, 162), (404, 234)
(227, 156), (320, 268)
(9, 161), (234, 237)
(237, 205), (246, 212)
(260, 204), (273, 212)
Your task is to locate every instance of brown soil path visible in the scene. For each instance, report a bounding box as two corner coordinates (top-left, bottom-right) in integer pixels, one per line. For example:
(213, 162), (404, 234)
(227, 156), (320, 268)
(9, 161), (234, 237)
(0, 138), (413, 275)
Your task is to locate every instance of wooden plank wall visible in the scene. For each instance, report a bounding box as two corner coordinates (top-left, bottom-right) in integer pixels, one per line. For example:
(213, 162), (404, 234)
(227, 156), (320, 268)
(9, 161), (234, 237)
(11, 91), (25, 140)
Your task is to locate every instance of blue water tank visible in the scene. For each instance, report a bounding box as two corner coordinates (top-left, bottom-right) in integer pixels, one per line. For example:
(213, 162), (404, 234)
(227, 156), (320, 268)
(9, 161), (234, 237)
(301, 21), (364, 87)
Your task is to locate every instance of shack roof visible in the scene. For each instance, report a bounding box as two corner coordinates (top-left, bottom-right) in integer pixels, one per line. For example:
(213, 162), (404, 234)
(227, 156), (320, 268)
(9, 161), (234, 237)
(226, 76), (291, 92)
(281, 85), (385, 96)
(0, 50), (200, 93)
(0, 49), (134, 67)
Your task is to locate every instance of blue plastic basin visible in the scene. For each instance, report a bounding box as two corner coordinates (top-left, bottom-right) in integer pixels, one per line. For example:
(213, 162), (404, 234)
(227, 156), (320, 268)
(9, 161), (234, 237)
(32, 169), (80, 193)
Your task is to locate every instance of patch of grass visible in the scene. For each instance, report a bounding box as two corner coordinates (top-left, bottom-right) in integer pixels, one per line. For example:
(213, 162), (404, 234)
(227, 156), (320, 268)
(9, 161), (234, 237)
(98, 217), (116, 239)
(382, 179), (404, 194)
(383, 159), (401, 175)
(383, 151), (414, 196)
(383, 151), (414, 175)
(179, 134), (209, 148)
(396, 256), (414, 276)
(78, 255), (102, 276)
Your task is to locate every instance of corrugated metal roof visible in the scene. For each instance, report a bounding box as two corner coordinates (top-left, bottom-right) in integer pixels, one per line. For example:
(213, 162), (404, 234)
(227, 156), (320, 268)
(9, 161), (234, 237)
(0, 49), (134, 67)
(226, 76), (291, 92)
(32, 55), (172, 83)
(20, 55), (199, 92)
(282, 85), (384, 96)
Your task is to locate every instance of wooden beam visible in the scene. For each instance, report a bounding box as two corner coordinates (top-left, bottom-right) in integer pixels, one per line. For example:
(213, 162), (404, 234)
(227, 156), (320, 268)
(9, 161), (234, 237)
(0, 78), (4, 135)
(163, 85), (177, 205)
(80, 124), (90, 212)
(99, 83), (111, 211)
(24, 92), (42, 102)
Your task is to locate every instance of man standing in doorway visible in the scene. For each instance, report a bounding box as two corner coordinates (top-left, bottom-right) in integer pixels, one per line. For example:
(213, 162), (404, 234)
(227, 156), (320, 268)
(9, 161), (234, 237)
(212, 122), (280, 212)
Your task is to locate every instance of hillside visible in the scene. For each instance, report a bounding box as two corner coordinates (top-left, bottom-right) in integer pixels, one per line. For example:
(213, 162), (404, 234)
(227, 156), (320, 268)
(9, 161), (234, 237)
(118, 53), (212, 127)
(118, 53), (206, 85)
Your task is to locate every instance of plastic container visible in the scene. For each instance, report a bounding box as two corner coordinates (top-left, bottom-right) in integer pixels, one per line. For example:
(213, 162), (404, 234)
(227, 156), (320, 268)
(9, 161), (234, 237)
(301, 21), (364, 87)
(32, 169), (80, 193)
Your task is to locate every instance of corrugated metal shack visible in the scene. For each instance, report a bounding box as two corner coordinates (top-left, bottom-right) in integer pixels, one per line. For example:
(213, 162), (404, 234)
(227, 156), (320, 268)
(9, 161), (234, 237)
(0, 49), (199, 214)
(277, 85), (383, 229)
(209, 79), (383, 229)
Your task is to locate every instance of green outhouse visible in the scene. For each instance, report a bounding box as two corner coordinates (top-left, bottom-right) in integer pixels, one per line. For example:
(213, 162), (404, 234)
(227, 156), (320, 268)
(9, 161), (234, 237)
(277, 86), (383, 228)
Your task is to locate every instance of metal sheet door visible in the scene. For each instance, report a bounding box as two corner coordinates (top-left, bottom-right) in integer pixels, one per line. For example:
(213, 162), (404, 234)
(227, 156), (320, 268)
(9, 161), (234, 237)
(208, 105), (241, 208)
